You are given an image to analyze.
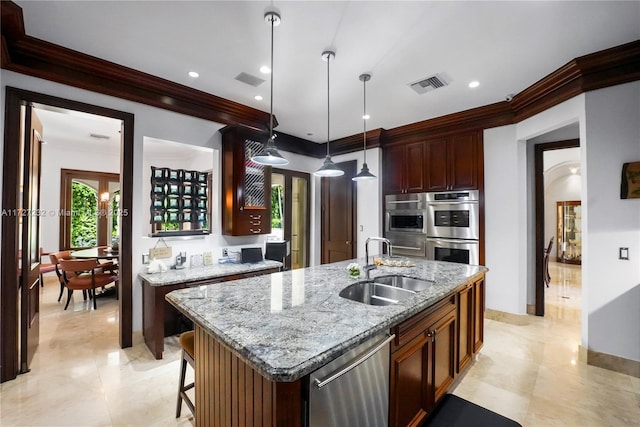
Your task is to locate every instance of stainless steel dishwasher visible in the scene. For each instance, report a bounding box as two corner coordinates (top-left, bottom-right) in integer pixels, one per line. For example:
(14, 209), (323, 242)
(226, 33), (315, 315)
(308, 333), (394, 427)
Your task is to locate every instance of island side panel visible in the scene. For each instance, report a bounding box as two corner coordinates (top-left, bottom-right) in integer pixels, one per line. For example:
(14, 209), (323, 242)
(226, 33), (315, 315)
(194, 325), (303, 427)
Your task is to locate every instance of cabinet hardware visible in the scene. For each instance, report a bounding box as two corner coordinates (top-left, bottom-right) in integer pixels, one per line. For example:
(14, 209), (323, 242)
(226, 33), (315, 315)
(250, 214), (261, 220)
(250, 228), (261, 233)
(250, 221), (261, 226)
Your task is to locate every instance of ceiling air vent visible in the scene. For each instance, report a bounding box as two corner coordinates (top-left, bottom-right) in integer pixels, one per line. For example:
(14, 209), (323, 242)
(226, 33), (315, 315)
(235, 72), (266, 87)
(409, 73), (450, 94)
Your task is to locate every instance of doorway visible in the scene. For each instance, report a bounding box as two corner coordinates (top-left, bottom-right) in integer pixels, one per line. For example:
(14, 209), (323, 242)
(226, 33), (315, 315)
(271, 169), (311, 270)
(534, 138), (580, 316)
(1, 87), (134, 383)
(321, 160), (357, 264)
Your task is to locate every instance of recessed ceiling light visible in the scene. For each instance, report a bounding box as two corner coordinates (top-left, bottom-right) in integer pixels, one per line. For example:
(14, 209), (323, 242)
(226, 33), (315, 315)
(188, 71), (199, 78)
(254, 95), (263, 101)
(363, 114), (370, 120)
(468, 81), (480, 88)
(260, 65), (271, 74)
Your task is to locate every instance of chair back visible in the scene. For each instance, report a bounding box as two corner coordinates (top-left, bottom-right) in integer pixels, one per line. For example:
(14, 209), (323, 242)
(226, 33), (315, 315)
(49, 251), (71, 278)
(59, 259), (98, 280)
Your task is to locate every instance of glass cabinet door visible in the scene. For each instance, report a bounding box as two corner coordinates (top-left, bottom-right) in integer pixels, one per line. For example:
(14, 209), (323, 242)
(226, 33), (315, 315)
(556, 200), (582, 265)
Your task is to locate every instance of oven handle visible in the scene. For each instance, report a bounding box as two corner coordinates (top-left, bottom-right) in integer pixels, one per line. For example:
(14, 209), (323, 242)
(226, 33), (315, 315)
(393, 245), (423, 251)
(312, 334), (396, 389)
(426, 237), (479, 244)
(427, 201), (478, 206)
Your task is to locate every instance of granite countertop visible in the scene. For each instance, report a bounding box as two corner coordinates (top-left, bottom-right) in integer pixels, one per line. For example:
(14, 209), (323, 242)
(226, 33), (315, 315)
(166, 258), (487, 382)
(138, 260), (283, 286)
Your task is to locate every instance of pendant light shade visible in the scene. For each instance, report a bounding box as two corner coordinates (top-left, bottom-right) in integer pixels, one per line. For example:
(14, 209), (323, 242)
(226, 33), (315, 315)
(251, 11), (289, 166)
(314, 51), (344, 177)
(353, 73), (376, 181)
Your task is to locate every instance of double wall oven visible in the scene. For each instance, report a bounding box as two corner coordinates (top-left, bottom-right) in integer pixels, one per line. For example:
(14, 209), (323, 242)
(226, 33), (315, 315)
(385, 190), (480, 265)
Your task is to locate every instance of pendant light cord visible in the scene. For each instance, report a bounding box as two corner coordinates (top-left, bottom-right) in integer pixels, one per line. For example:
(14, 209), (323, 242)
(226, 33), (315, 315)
(269, 16), (275, 142)
(363, 77), (367, 164)
(326, 54), (330, 157)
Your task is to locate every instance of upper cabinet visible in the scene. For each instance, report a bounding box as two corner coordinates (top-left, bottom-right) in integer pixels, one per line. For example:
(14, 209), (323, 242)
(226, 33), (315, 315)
(220, 126), (272, 236)
(384, 142), (426, 194)
(383, 130), (481, 194)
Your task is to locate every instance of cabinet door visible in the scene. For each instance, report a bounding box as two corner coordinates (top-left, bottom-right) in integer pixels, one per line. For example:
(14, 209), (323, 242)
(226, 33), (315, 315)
(473, 277), (485, 353)
(457, 283), (473, 373)
(448, 133), (478, 190)
(384, 145), (406, 194)
(429, 309), (457, 407)
(390, 333), (430, 427)
(424, 138), (449, 191)
(405, 142), (426, 193)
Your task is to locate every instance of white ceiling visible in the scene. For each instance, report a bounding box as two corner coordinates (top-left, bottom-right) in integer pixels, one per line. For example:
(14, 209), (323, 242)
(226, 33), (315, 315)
(16, 1), (640, 145)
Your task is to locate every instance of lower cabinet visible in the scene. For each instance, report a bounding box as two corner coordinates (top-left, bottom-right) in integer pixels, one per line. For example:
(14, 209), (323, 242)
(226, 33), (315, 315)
(389, 296), (457, 427)
(390, 273), (486, 427)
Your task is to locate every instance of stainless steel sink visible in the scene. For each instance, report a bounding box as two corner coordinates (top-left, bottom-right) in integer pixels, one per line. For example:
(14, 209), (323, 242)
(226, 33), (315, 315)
(373, 275), (435, 292)
(339, 281), (416, 306)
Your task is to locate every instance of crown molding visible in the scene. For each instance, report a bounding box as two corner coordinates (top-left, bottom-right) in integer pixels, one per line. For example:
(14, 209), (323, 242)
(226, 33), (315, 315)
(1, 1), (272, 131)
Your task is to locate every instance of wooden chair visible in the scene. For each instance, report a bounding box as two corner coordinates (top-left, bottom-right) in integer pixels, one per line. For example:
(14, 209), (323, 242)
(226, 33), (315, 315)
(48, 251), (72, 302)
(58, 259), (119, 310)
(543, 237), (554, 288)
(176, 330), (195, 418)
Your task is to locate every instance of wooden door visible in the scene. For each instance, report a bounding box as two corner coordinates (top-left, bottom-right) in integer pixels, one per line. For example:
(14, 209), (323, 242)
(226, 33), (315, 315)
(473, 277), (485, 352)
(405, 142), (426, 193)
(389, 334), (430, 427)
(19, 106), (44, 372)
(321, 161), (356, 264)
(448, 133), (478, 190)
(424, 138), (448, 191)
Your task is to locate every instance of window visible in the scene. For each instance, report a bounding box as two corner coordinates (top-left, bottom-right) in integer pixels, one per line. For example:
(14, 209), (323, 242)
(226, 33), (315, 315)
(60, 169), (120, 249)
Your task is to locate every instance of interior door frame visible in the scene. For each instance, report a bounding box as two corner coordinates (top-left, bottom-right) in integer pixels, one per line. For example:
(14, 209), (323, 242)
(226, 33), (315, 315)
(271, 168), (312, 269)
(1, 87), (134, 382)
(534, 138), (580, 316)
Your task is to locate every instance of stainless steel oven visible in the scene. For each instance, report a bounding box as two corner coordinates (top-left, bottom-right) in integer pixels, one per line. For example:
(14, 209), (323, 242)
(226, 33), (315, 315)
(426, 190), (479, 240)
(385, 193), (428, 234)
(426, 237), (479, 265)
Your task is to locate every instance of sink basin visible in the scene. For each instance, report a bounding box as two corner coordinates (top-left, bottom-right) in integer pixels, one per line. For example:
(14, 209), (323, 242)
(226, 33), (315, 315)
(373, 275), (435, 292)
(339, 281), (416, 306)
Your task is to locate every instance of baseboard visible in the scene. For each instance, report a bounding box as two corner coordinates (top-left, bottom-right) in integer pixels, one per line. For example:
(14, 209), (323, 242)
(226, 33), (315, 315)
(132, 331), (145, 346)
(579, 345), (640, 378)
(526, 304), (536, 315)
(485, 308), (532, 326)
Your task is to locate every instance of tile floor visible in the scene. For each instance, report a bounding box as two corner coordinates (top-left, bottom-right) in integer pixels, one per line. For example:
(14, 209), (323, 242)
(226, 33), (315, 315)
(1, 263), (638, 426)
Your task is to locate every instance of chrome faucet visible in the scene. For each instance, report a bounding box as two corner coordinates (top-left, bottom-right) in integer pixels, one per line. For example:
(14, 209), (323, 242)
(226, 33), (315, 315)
(364, 237), (393, 279)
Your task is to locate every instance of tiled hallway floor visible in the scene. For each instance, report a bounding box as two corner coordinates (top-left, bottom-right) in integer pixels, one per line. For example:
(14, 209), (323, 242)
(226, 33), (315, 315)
(1, 266), (639, 426)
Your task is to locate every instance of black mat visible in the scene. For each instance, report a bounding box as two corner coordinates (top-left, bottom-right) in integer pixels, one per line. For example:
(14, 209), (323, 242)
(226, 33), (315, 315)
(422, 394), (522, 427)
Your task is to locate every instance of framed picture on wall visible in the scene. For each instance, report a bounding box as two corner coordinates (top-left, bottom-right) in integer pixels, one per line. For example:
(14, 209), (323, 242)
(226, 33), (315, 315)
(620, 161), (640, 199)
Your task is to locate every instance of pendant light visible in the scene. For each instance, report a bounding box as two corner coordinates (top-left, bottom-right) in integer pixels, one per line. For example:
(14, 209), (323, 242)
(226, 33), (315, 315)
(352, 73), (376, 181)
(314, 51), (344, 177)
(251, 11), (289, 166)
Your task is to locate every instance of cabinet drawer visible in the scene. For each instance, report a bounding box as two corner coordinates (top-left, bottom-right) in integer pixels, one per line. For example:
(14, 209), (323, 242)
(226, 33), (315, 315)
(237, 211), (268, 234)
(392, 294), (456, 350)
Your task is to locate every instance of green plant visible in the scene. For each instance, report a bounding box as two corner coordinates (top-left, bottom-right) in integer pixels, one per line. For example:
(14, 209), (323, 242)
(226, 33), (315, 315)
(271, 184), (284, 229)
(71, 181), (97, 247)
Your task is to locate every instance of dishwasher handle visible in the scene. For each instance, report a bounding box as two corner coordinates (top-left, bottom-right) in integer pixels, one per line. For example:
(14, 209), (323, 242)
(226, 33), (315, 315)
(312, 334), (396, 389)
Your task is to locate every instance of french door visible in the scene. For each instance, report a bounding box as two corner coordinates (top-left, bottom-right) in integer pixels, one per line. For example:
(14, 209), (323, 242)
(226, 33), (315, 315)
(271, 169), (311, 270)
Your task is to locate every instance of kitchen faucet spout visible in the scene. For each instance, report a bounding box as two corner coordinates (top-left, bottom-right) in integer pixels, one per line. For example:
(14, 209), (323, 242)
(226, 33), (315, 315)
(364, 237), (392, 279)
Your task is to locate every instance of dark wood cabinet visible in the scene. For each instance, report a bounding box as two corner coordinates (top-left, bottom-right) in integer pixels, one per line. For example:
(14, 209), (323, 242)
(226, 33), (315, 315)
(384, 142), (425, 194)
(390, 295), (457, 427)
(457, 275), (485, 373)
(384, 130), (481, 195)
(424, 132), (479, 191)
(220, 126), (272, 236)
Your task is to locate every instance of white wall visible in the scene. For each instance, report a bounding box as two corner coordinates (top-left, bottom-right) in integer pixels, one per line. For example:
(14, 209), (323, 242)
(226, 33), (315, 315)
(582, 82), (640, 362)
(39, 141), (120, 252)
(484, 83), (640, 363)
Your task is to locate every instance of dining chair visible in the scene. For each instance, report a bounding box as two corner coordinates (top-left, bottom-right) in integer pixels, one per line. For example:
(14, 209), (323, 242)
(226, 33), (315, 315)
(58, 259), (119, 310)
(39, 248), (57, 287)
(47, 251), (72, 302)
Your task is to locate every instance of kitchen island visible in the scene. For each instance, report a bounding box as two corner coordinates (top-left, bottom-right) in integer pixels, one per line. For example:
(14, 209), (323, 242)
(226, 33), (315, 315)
(166, 258), (487, 426)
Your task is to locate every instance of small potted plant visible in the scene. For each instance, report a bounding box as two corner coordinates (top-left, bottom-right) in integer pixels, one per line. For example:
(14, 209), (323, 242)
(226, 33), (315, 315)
(347, 262), (361, 279)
